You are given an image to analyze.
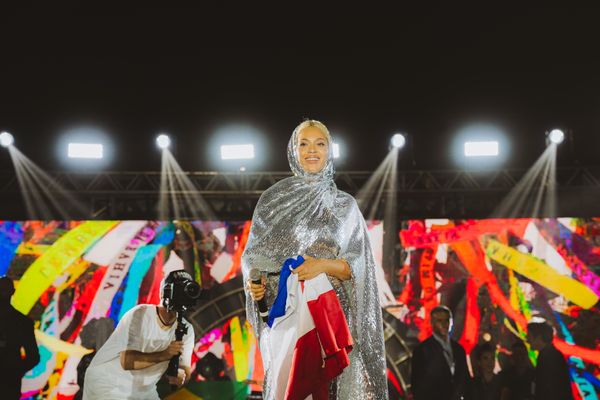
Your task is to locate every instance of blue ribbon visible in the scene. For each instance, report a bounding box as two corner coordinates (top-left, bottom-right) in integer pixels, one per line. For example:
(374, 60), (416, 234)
(118, 244), (163, 320)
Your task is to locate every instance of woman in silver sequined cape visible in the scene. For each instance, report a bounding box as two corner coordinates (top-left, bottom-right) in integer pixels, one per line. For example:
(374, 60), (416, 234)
(242, 122), (388, 400)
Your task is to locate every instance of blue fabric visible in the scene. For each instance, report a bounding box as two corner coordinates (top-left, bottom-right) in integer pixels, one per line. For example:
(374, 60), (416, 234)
(118, 244), (163, 320)
(0, 222), (23, 276)
(109, 273), (128, 324)
(581, 370), (600, 390)
(152, 222), (175, 245)
(267, 255), (304, 328)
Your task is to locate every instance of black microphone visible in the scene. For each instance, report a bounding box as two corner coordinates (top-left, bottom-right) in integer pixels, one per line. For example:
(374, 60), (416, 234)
(250, 268), (269, 323)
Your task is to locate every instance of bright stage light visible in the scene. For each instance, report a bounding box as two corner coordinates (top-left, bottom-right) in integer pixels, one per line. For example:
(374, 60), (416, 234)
(0, 131), (14, 147)
(391, 133), (406, 149)
(464, 141), (499, 157)
(220, 144), (255, 160)
(67, 143), (104, 159)
(156, 134), (171, 149)
(332, 143), (340, 159)
(57, 126), (112, 169)
(548, 129), (565, 144)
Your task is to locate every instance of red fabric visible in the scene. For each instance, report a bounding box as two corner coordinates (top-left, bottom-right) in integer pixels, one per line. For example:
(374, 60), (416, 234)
(250, 336), (264, 393)
(387, 368), (404, 395)
(306, 290), (353, 360)
(418, 246), (438, 341)
(459, 277), (481, 355)
(401, 219), (513, 248)
(223, 221), (251, 282)
(285, 330), (330, 400)
(138, 249), (164, 305)
(554, 339), (600, 366)
(452, 240), (528, 330)
(65, 266), (107, 342)
(284, 287), (352, 400)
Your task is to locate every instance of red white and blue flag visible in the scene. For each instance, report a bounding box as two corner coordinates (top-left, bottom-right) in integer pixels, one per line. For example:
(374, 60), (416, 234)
(265, 256), (353, 400)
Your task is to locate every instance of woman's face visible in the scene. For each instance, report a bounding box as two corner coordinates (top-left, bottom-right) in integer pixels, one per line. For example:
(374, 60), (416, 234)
(297, 126), (329, 174)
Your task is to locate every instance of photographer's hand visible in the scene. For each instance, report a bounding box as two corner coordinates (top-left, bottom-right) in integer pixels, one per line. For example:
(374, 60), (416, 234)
(120, 341), (183, 370)
(162, 341), (183, 359)
(167, 367), (187, 387)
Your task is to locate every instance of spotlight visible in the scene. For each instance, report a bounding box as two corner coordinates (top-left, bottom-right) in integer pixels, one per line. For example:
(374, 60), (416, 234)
(68, 143), (104, 159)
(220, 144), (255, 160)
(390, 133), (406, 149)
(332, 143), (340, 159)
(454, 123), (507, 167)
(58, 126), (112, 169)
(464, 141), (499, 157)
(156, 134), (171, 149)
(0, 131), (14, 147)
(547, 129), (565, 145)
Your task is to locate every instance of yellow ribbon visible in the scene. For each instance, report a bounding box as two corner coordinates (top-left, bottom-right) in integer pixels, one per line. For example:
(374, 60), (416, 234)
(486, 240), (598, 309)
(12, 221), (118, 314)
(230, 316), (250, 381)
(34, 330), (93, 357)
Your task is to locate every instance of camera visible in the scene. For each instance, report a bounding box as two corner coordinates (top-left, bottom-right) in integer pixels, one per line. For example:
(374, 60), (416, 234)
(162, 270), (201, 313)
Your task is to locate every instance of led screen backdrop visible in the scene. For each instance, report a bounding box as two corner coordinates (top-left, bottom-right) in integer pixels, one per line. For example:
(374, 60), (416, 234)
(0, 220), (390, 399)
(398, 218), (600, 399)
(1, 218), (599, 399)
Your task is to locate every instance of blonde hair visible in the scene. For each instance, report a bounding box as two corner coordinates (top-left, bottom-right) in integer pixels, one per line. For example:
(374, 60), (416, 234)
(294, 119), (332, 143)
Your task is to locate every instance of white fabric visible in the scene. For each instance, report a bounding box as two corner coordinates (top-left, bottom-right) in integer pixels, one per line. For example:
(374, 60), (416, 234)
(266, 273), (337, 400)
(523, 221), (570, 276)
(265, 272), (304, 400)
(84, 223), (154, 324)
(368, 222), (396, 306)
(210, 252), (233, 283)
(84, 221), (147, 266)
(83, 304), (194, 400)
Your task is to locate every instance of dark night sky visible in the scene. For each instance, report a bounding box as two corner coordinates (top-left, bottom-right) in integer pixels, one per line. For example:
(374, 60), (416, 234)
(1, 6), (600, 173)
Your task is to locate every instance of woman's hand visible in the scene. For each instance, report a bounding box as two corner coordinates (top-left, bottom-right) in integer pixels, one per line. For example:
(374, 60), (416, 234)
(246, 276), (266, 301)
(295, 256), (352, 281)
(293, 256), (324, 281)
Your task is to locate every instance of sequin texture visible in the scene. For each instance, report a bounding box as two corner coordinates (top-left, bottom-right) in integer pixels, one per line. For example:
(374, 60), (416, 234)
(241, 123), (388, 400)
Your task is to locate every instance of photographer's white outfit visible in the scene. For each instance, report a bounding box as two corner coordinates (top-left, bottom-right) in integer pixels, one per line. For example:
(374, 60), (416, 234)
(83, 304), (194, 400)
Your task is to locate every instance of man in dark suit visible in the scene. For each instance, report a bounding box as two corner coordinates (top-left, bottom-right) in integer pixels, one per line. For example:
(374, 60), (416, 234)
(527, 321), (573, 400)
(0, 276), (40, 400)
(410, 305), (470, 400)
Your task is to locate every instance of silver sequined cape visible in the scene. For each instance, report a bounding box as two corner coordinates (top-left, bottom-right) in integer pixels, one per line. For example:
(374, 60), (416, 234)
(241, 126), (388, 400)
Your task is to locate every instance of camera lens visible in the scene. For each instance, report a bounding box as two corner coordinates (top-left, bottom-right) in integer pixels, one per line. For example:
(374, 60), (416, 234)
(183, 281), (201, 299)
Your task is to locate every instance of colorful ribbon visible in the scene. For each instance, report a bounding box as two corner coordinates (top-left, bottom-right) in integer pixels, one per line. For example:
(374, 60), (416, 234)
(12, 221), (117, 314)
(486, 240), (598, 309)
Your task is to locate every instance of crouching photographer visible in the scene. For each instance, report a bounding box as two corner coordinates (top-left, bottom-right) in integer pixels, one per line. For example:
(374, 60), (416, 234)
(83, 270), (200, 399)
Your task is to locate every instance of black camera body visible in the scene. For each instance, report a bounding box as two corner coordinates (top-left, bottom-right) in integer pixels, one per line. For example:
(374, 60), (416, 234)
(161, 270), (202, 388)
(162, 270), (201, 313)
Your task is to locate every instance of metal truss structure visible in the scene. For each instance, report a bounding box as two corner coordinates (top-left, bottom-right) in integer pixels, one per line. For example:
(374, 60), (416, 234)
(1, 166), (600, 219)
